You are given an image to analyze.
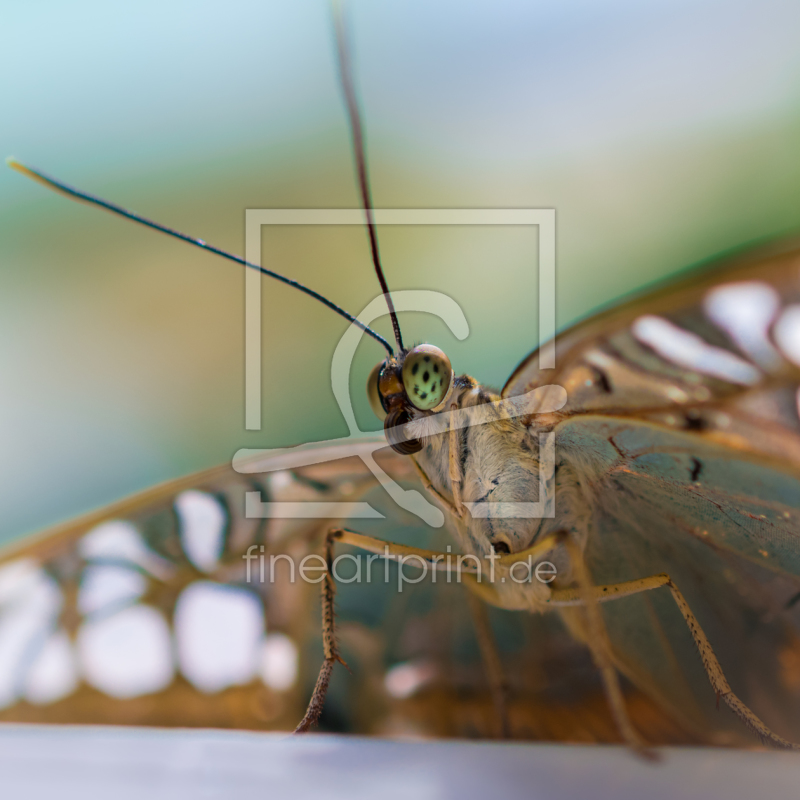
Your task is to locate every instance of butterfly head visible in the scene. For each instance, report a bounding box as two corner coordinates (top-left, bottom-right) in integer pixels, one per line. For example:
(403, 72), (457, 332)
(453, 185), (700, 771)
(368, 344), (454, 455)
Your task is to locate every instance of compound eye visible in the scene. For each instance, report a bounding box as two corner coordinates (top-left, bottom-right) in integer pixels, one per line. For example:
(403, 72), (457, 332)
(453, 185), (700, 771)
(402, 344), (452, 411)
(367, 362), (387, 421)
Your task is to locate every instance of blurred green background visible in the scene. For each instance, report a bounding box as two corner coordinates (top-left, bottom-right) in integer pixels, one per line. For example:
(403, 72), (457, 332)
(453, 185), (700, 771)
(2, 0), (800, 542)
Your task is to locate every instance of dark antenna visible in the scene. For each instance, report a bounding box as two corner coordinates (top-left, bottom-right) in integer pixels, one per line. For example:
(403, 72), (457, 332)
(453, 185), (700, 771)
(6, 158), (394, 356)
(333, 3), (405, 353)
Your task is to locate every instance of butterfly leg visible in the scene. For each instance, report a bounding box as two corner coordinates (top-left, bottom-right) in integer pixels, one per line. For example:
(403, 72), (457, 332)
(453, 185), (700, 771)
(295, 527), (482, 733)
(549, 572), (800, 750)
(559, 535), (652, 755)
(294, 529), (346, 733)
(465, 589), (511, 738)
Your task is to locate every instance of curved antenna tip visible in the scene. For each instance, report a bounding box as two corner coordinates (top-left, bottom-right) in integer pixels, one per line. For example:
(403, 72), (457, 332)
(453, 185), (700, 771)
(5, 159), (75, 198)
(7, 158), (41, 182)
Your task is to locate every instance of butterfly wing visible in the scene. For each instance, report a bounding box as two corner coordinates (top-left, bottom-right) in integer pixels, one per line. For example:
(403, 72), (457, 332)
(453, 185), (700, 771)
(0, 435), (413, 730)
(502, 237), (800, 743)
(505, 237), (800, 467)
(554, 414), (800, 744)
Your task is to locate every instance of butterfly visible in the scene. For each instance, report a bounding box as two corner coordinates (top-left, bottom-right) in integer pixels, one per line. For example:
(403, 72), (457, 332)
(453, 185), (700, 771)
(4, 8), (800, 750)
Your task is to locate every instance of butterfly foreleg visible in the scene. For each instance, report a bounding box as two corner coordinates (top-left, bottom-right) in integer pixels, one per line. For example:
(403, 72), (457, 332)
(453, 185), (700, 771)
(296, 528), (574, 734)
(294, 527), (482, 733)
(549, 572), (800, 750)
(294, 528), (346, 734)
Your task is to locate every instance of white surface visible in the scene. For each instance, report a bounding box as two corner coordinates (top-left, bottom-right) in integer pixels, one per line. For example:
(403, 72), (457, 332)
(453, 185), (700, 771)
(0, 725), (798, 800)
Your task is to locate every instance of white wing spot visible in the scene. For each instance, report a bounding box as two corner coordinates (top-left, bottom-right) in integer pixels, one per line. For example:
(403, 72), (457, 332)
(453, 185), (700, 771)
(0, 563), (63, 708)
(78, 565), (147, 615)
(258, 633), (299, 691)
(78, 605), (174, 698)
(24, 629), (78, 705)
(703, 282), (782, 369)
(384, 660), (437, 700)
(773, 305), (800, 366)
(632, 315), (761, 385)
(174, 581), (263, 693)
(80, 520), (172, 580)
(0, 558), (42, 604)
(175, 490), (226, 573)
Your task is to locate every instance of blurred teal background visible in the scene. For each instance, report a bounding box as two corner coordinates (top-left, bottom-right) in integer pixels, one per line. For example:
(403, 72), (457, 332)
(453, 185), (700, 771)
(2, 0), (800, 541)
